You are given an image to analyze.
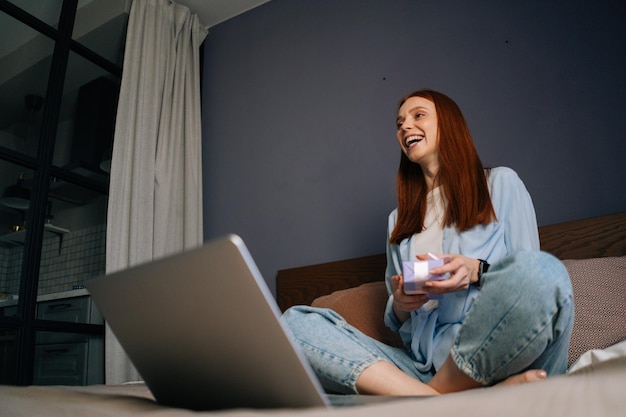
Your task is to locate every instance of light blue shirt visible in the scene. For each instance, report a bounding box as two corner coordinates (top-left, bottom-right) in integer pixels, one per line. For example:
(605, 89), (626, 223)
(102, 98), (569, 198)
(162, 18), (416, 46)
(383, 167), (539, 372)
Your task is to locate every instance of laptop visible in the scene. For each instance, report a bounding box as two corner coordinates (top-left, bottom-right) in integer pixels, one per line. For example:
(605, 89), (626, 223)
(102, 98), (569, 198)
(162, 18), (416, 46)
(87, 234), (400, 410)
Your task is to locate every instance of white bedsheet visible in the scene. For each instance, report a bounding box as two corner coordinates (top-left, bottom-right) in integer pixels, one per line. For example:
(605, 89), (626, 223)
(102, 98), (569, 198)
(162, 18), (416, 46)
(568, 340), (626, 374)
(1, 356), (625, 417)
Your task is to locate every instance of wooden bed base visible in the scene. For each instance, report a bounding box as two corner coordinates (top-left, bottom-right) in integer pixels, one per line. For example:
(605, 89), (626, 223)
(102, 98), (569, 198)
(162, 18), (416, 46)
(277, 211), (626, 311)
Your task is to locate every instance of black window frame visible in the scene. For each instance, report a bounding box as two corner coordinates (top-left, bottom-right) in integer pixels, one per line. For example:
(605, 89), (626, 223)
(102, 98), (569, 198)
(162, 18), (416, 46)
(0, 0), (123, 385)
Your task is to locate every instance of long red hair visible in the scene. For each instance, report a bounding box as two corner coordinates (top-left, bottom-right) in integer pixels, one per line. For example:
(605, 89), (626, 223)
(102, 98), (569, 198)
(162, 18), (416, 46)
(389, 90), (496, 244)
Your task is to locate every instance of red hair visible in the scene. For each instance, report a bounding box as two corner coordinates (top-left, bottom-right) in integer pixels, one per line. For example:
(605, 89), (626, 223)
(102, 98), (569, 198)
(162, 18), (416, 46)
(389, 90), (496, 244)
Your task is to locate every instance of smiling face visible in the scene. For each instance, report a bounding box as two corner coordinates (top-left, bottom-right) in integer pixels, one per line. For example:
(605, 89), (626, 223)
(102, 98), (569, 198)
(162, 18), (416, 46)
(395, 96), (440, 172)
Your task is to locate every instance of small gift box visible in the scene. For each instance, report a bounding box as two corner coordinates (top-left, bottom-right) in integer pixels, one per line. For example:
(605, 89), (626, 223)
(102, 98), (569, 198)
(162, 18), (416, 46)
(402, 258), (449, 299)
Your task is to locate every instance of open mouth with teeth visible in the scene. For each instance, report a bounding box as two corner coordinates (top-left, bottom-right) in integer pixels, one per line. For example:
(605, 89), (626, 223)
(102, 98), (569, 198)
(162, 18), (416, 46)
(405, 135), (424, 147)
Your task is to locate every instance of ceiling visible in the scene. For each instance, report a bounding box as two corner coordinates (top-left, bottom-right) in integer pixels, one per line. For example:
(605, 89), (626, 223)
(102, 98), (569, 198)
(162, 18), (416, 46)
(175, 0), (271, 28)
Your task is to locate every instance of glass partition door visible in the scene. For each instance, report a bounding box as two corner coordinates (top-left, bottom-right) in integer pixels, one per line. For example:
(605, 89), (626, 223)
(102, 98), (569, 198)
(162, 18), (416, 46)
(0, 0), (128, 385)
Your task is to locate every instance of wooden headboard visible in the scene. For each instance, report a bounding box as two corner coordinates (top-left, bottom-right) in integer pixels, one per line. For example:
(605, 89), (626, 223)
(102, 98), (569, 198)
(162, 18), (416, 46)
(276, 212), (626, 311)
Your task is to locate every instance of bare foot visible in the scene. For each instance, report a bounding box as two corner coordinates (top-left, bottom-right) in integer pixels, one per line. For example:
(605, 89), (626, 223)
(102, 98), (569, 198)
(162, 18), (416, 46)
(496, 370), (547, 387)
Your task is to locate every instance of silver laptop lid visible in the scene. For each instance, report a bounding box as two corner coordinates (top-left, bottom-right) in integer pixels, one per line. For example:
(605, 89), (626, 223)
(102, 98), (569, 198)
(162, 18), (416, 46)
(87, 234), (328, 410)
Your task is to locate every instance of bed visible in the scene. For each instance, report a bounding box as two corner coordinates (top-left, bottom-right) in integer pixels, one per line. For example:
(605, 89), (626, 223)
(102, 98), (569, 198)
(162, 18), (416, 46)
(1, 212), (625, 416)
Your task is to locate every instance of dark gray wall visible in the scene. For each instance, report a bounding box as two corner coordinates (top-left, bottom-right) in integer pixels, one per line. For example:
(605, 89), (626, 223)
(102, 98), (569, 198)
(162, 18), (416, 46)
(201, 0), (626, 295)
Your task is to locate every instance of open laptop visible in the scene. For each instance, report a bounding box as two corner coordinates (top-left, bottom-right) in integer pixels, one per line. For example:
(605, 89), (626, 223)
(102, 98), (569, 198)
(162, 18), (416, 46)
(87, 234), (400, 410)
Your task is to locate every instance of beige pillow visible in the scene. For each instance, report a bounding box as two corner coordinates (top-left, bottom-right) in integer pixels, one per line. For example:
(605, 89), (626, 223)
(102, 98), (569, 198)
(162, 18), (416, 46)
(311, 257), (626, 367)
(563, 256), (626, 367)
(311, 282), (404, 348)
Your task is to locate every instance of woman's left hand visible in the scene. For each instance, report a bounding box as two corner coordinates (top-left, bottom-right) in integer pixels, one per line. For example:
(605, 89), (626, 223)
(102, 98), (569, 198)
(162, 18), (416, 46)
(421, 254), (480, 296)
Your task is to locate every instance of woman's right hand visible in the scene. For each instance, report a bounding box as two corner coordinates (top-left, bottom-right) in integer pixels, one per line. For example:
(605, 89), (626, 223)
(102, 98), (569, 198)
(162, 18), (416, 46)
(390, 275), (430, 323)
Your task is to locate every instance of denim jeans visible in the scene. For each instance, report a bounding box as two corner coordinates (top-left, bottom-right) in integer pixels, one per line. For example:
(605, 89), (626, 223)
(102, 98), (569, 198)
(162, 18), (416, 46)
(281, 251), (574, 394)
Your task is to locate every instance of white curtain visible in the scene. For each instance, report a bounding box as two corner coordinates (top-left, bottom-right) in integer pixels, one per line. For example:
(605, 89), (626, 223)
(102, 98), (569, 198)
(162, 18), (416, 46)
(105, 0), (208, 384)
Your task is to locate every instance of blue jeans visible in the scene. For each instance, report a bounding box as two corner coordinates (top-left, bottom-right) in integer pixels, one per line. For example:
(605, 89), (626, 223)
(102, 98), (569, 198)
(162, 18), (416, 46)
(282, 251), (574, 394)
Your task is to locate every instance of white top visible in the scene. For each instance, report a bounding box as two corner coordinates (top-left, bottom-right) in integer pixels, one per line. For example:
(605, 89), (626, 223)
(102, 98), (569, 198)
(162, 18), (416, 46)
(409, 186), (444, 259)
(408, 186), (445, 311)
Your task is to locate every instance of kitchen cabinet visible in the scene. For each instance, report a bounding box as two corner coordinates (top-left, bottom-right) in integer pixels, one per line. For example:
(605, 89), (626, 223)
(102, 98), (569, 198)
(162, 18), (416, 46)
(0, 328), (17, 382)
(33, 295), (103, 385)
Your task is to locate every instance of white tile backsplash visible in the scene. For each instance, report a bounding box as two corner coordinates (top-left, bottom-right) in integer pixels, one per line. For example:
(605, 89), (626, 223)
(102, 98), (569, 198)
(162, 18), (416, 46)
(0, 224), (106, 296)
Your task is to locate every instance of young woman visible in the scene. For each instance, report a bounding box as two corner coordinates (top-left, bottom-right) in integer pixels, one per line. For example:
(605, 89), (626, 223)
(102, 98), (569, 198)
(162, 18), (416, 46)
(283, 89), (574, 395)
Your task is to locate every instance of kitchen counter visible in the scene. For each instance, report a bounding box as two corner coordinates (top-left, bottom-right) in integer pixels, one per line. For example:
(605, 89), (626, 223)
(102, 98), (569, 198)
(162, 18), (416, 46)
(0, 294), (19, 308)
(37, 288), (91, 302)
(0, 288), (92, 308)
